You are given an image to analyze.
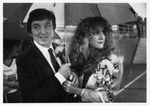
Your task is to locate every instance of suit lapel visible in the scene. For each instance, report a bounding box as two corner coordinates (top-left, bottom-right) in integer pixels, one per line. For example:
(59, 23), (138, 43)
(31, 44), (55, 77)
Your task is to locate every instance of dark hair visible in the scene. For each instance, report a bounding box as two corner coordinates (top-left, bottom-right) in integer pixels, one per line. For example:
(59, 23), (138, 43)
(27, 8), (56, 34)
(69, 16), (114, 76)
(3, 39), (21, 59)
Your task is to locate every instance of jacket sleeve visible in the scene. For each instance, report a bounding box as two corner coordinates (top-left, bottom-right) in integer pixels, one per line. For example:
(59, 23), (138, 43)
(16, 55), (65, 102)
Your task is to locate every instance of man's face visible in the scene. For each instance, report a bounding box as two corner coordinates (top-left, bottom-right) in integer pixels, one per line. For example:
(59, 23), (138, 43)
(30, 19), (54, 48)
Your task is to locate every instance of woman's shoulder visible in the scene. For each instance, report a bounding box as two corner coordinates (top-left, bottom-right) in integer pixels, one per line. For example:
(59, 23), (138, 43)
(108, 53), (120, 63)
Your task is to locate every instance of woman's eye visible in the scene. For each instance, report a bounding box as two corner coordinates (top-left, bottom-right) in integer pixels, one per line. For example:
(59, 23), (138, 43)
(93, 31), (99, 35)
(102, 30), (105, 34)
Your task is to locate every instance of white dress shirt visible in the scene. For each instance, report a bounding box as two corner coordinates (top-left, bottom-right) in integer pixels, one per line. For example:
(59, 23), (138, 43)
(34, 41), (66, 84)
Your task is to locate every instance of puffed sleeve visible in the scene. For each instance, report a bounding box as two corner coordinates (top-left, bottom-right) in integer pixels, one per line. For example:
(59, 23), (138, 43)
(81, 88), (110, 102)
(109, 54), (124, 95)
(80, 74), (110, 103)
(80, 73), (112, 102)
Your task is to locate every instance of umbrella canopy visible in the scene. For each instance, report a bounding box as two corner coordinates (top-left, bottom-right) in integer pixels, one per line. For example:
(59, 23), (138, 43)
(4, 3), (137, 26)
(65, 3), (137, 25)
(3, 19), (31, 40)
(96, 3), (137, 25)
(3, 19), (61, 40)
(3, 3), (138, 40)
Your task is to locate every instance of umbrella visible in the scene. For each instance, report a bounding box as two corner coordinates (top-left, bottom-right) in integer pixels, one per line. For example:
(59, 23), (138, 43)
(3, 19), (31, 40)
(4, 3), (137, 26)
(3, 3), (138, 43)
(3, 19), (61, 40)
(65, 3), (138, 26)
(3, 3), (138, 60)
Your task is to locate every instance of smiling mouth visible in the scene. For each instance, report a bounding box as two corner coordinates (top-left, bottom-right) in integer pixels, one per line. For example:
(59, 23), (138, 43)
(39, 36), (49, 39)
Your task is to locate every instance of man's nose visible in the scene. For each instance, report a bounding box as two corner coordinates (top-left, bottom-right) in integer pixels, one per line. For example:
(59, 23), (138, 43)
(41, 27), (46, 34)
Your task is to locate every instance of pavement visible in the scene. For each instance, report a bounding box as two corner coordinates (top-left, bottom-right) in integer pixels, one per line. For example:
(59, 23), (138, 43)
(114, 64), (146, 102)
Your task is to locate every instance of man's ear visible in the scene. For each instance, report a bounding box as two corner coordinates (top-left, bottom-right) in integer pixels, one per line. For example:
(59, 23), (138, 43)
(29, 33), (33, 37)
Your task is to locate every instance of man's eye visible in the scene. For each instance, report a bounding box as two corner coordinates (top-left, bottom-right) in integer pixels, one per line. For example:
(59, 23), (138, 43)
(45, 24), (51, 28)
(33, 26), (40, 30)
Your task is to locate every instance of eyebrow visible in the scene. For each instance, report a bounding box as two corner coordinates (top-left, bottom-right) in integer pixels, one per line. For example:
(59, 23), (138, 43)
(32, 23), (39, 26)
(91, 29), (99, 33)
(45, 21), (52, 24)
(32, 21), (52, 26)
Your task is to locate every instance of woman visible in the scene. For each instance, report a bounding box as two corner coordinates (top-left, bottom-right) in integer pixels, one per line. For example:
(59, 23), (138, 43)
(3, 39), (23, 103)
(63, 16), (123, 102)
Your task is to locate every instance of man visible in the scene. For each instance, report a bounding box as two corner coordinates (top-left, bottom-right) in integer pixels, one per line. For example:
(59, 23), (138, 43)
(16, 9), (78, 102)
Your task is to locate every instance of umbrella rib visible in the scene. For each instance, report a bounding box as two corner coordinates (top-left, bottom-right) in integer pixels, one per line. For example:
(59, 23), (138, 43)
(22, 4), (33, 22)
(95, 4), (102, 16)
(3, 18), (20, 23)
(98, 3), (131, 9)
(64, 3), (68, 63)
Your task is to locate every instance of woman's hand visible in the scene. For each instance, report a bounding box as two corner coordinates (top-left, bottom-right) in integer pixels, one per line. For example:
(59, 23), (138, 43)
(3, 86), (12, 94)
(3, 80), (19, 89)
(63, 80), (82, 95)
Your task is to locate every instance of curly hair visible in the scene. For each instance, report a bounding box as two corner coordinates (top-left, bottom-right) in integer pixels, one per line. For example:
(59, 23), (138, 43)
(69, 16), (114, 76)
(3, 39), (22, 60)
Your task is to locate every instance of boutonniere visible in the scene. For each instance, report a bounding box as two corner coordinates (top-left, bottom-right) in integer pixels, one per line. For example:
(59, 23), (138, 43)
(53, 42), (65, 56)
(52, 42), (66, 63)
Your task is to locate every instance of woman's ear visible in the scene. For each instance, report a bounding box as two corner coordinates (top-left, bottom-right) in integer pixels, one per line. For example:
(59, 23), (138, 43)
(83, 38), (89, 45)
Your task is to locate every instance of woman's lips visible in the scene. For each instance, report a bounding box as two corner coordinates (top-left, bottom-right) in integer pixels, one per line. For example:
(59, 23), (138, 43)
(97, 41), (104, 43)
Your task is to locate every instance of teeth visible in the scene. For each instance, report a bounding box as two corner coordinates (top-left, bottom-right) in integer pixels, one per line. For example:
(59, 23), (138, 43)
(40, 36), (48, 38)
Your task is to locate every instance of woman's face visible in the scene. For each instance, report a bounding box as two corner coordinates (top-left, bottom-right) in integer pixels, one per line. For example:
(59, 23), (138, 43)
(10, 45), (21, 57)
(89, 26), (105, 49)
(30, 19), (54, 48)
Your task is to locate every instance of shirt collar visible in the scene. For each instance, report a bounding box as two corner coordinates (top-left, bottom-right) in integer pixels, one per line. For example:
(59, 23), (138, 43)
(34, 41), (54, 51)
(34, 40), (55, 58)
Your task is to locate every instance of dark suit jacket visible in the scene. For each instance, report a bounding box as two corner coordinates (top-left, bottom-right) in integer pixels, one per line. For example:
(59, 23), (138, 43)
(16, 43), (69, 102)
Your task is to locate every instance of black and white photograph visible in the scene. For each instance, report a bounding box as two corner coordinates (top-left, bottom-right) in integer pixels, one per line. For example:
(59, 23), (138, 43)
(2, 0), (148, 104)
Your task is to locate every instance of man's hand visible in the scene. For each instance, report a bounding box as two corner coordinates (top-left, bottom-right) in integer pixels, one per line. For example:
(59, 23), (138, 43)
(69, 70), (79, 87)
(58, 63), (71, 79)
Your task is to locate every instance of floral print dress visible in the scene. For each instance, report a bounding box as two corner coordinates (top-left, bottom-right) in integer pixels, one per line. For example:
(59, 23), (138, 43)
(79, 54), (123, 102)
